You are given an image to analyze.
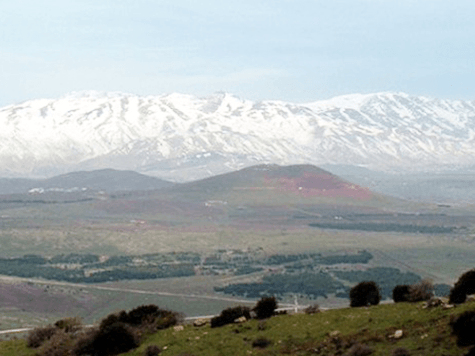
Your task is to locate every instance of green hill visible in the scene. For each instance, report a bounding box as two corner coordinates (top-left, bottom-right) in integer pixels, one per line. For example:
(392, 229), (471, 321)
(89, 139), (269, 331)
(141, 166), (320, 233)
(2, 299), (474, 356)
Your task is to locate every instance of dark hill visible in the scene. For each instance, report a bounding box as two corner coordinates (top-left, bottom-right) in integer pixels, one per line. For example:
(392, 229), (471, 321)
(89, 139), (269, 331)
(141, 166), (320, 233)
(0, 169), (173, 195)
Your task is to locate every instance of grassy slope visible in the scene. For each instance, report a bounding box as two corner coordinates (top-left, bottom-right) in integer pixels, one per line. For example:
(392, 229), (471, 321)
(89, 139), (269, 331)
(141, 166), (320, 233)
(2, 300), (474, 356)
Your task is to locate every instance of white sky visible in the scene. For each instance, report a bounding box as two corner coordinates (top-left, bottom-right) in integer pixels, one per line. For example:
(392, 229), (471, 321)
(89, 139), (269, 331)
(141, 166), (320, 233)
(1, 0), (474, 106)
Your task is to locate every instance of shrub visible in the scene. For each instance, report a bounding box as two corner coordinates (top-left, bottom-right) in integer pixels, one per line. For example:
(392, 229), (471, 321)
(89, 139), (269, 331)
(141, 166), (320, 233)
(252, 337), (272, 348)
(450, 310), (475, 347)
(347, 343), (373, 356)
(449, 285), (467, 304)
(211, 306), (251, 328)
(349, 281), (381, 307)
(457, 269), (475, 294)
(154, 311), (180, 330)
(73, 322), (139, 356)
(144, 344), (161, 356)
(99, 312), (125, 330)
(408, 280), (433, 302)
(126, 304), (161, 326)
(304, 304), (320, 314)
(392, 285), (410, 303)
(54, 317), (83, 333)
(253, 296), (278, 319)
(450, 269), (475, 304)
(392, 348), (411, 356)
(100, 305), (179, 332)
(36, 330), (75, 356)
(27, 325), (57, 348)
(393, 281), (433, 303)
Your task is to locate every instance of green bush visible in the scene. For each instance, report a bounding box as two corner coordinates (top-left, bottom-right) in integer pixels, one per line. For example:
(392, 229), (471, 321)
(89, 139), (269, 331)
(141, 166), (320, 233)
(392, 285), (410, 302)
(211, 306), (251, 328)
(350, 281), (381, 307)
(73, 323), (139, 356)
(449, 269), (475, 304)
(253, 296), (278, 319)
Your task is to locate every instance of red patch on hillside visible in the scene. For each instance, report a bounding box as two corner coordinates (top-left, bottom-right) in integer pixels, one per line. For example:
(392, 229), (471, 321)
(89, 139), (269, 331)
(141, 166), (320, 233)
(265, 172), (372, 200)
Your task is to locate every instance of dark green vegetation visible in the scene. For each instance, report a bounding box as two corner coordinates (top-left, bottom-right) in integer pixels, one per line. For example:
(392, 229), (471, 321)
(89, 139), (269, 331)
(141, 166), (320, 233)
(309, 222), (457, 234)
(210, 306), (251, 328)
(24, 305), (179, 356)
(333, 267), (422, 300)
(2, 299), (475, 356)
(2, 249), (450, 305)
(216, 271), (346, 299)
(449, 269), (475, 304)
(349, 281), (381, 307)
(0, 253), (196, 283)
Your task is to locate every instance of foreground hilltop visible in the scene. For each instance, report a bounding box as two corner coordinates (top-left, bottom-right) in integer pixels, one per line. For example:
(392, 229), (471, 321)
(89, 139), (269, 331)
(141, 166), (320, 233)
(1, 298), (474, 356)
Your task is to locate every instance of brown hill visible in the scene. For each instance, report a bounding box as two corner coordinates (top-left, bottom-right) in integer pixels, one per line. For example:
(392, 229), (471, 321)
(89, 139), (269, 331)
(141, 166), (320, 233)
(159, 164), (374, 205)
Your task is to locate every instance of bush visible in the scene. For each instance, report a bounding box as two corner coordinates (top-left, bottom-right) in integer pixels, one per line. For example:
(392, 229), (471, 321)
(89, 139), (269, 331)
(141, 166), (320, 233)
(144, 344), (161, 356)
(253, 296), (278, 319)
(36, 330), (75, 356)
(392, 281), (433, 303)
(126, 305), (161, 326)
(27, 325), (57, 348)
(211, 306), (251, 328)
(54, 317), (83, 333)
(99, 311), (126, 330)
(304, 304), (320, 314)
(73, 322), (139, 356)
(449, 285), (467, 304)
(100, 305), (179, 332)
(450, 310), (475, 347)
(450, 269), (475, 304)
(408, 280), (433, 302)
(392, 285), (410, 303)
(349, 281), (381, 307)
(392, 348), (411, 356)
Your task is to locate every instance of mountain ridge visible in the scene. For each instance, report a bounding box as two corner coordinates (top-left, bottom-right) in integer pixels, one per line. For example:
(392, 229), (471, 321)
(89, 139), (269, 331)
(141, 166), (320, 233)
(1, 91), (475, 180)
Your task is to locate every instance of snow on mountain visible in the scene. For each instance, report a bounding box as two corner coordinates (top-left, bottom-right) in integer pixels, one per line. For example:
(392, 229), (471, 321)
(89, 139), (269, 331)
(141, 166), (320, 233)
(1, 91), (474, 181)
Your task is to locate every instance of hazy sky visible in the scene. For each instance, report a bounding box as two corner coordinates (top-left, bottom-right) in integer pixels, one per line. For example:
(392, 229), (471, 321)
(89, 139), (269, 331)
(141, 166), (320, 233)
(1, 0), (474, 106)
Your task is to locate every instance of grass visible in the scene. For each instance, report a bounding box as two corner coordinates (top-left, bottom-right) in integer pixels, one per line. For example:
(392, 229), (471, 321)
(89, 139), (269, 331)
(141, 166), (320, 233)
(127, 300), (474, 356)
(2, 298), (475, 355)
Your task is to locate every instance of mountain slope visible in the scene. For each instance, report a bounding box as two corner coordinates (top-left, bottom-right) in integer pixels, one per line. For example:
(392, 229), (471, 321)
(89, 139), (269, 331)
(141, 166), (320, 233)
(1, 91), (475, 180)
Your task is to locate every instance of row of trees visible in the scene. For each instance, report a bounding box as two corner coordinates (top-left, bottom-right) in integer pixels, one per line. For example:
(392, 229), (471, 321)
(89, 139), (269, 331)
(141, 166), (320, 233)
(349, 268), (475, 307)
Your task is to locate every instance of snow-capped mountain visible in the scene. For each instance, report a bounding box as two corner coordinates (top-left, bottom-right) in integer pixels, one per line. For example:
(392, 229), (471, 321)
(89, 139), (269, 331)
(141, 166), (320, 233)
(1, 91), (474, 181)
